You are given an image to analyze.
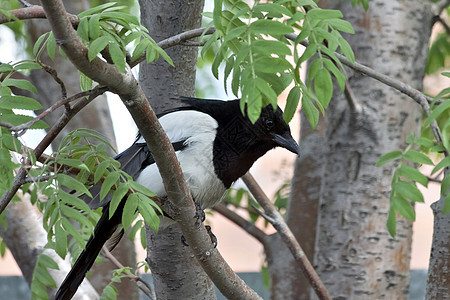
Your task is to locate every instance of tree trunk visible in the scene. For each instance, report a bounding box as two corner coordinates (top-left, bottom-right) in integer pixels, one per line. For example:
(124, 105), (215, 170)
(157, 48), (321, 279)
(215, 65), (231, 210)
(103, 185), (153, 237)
(426, 181), (450, 299)
(309, 0), (433, 298)
(138, 0), (216, 298)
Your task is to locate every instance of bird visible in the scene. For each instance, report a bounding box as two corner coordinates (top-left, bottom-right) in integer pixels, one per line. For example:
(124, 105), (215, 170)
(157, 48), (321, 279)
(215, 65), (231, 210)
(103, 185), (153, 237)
(55, 97), (300, 300)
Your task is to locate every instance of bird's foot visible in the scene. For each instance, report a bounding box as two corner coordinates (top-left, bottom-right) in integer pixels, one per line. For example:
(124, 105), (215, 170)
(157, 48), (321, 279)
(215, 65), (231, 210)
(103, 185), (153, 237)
(205, 225), (217, 248)
(194, 203), (206, 228)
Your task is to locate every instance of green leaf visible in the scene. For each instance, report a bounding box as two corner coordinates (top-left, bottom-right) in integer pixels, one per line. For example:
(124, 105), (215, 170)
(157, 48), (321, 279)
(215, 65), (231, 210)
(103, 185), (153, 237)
(306, 8), (343, 20)
(323, 58), (346, 91)
(0, 95), (42, 110)
(444, 193), (450, 215)
(255, 78), (277, 105)
(253, 56), (292, 74)
(88, 36), (110, 61)
(0, 63), (13, 73)
(77, 17), (89, 41)
(314, 68), (333, 108)
(2, 78), (37, 94)
(128, 181), (156, 197)
(58, 190), (91, 212)
(33, 32), (49, 56)
(338, 36), (354, 64)
(424, 100), (450, 127)
(395, 181), (424, 203)
(13, 61), (42, 71)
(55, 220), (68, 258)
(397, 164), (428, 187)
(138, 197), (160, 233)
(88, 14), (101, 40)
(249, 19), (294, 36)
(376, 151), (402, 167)
(61, 205), (92, 229)
(94, 160), (111, 184)
(46, 32), (56, 61)
(109, 42), (126, 72)
(122, 193), (138, 230)
(301, 95), (319, 129)
(34, 263), (57, 288)
(251, 40), (291, 56)
(57, 174), (92, 198)
(327, 19), (355, 34)
(131, 39), (150, 61)
(57, 158), (90, 172)
(284, 86), (301, 123)
(109, 183), (129, 218)
(431, 156), (450, 175)
(441, 174), (450, 196)
(39, 254), (59, 270)
(80, 72), (93, 92)
(297, 43), (318, 65)
(392, 195), (415, 221)
(403, 150), (434, 165)
(78, 2), (117, 18)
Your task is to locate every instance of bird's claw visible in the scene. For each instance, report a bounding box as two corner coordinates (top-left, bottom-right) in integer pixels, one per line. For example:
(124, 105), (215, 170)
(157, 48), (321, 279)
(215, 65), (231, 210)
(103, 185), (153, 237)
(194, 203), (206, 228)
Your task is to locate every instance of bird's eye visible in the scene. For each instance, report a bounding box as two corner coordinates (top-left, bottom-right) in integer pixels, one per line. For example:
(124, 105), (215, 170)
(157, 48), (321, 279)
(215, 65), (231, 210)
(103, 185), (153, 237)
(265, 119), (274, 130)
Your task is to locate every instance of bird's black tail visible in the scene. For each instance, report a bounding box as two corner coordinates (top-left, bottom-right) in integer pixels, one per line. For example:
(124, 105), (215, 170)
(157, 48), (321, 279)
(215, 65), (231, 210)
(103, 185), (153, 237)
(56, 201), (124, 300)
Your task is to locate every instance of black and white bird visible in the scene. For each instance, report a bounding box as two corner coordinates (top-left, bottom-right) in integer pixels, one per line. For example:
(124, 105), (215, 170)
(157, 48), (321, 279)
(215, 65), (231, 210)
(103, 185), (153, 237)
(56, 97), (300, 300)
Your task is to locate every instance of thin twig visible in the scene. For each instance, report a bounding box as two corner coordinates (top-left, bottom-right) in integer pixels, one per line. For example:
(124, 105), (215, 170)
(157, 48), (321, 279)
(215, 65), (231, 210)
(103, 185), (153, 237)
(19, 174), (52, 184)
(242, 172), (332, 300)
(129, 27), (216, 68)
(39, 62), (67, 101)
(432, 0), (450, 15)
(102, 246), (156, 300)
(213, 203), (267, 245)
(18, 0), (33, 7)
(8, 86), (108, 133)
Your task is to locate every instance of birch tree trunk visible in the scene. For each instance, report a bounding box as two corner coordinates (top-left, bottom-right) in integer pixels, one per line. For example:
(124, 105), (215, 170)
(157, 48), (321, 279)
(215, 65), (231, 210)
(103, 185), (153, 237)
(308, 1), (434, 298)
(138, 0), (216, 299)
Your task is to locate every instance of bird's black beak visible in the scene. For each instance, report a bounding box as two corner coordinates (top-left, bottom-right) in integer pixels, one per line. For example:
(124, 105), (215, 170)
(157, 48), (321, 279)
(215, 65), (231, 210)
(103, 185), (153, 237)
(272, 132), (300, 156)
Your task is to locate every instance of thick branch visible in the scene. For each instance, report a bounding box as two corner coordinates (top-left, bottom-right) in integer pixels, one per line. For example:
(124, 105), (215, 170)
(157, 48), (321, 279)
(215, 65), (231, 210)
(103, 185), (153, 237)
(0, 5), (79, 26)
(242, 172), (332, 300)
(39, 1), (260, 298)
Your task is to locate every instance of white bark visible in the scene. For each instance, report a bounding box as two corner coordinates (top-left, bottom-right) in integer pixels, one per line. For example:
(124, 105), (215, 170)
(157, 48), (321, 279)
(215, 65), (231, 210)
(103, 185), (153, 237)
(312, 0), (433, 298)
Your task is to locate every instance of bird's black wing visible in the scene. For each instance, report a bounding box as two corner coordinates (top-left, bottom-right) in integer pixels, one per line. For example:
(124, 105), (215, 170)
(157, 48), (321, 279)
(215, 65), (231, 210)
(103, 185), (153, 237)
(57, 140), (187, 300)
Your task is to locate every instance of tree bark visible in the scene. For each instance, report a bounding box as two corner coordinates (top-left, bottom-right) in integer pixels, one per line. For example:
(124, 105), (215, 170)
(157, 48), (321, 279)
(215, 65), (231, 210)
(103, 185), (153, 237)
(309, 0), (433, 298)
(138, 0), (216, 299)
(426, 175), (450, 299)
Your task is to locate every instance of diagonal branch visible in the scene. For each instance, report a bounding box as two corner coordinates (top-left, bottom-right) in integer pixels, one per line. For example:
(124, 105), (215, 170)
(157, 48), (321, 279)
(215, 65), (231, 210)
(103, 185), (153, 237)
(242, 172), (332, 300)
(39, 1), (260, 298)
(213, 203), (267, 245)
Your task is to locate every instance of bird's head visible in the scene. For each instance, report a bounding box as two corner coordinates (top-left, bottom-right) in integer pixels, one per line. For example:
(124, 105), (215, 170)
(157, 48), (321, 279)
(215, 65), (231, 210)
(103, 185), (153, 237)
(249, 104), (300, 156)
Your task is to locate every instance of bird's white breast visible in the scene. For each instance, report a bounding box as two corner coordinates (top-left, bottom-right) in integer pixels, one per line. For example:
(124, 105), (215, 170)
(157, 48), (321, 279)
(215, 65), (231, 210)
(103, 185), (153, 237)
(136, 110), (227, 208)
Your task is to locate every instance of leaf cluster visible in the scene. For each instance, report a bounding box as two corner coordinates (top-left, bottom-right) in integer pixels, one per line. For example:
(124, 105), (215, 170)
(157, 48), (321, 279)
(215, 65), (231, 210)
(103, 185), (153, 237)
(203, 0), (355, 126)
(377, 125), (450, 237)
